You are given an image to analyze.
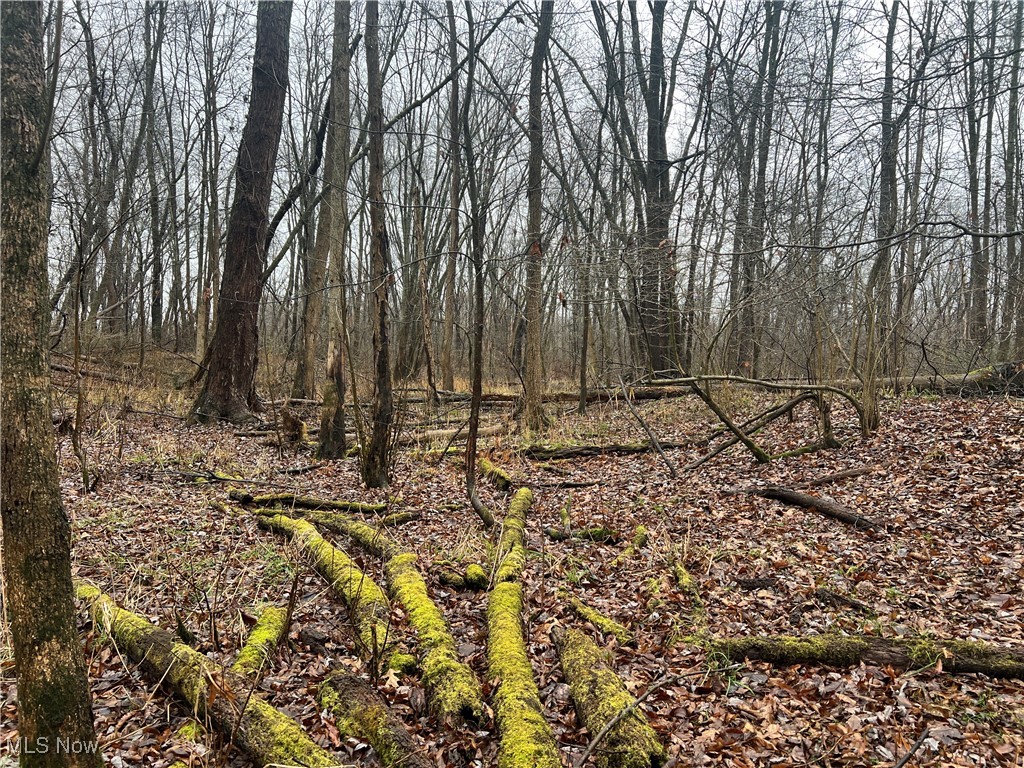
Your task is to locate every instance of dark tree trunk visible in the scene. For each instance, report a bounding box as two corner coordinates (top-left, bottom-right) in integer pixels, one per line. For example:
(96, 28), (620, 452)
(361, 0), (394, 488)
(1, 3), (102, 764)
(191, 1), (292, 423)
(523, 0), (554, 431)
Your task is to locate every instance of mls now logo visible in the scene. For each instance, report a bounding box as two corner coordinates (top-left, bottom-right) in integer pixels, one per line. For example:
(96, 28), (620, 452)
(3, 738), (99, 759)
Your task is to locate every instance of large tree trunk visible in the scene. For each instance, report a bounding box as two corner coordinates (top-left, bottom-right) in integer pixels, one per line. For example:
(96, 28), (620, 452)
(361, 0), (395, 488)
(441, 1), (460, 392)
(1, 4), (102, 763)
(523, 1), (554, 432)
(191, 1), (292, 423)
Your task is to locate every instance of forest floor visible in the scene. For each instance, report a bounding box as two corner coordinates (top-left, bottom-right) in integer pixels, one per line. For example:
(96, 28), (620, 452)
(2, 359), (1023, 767)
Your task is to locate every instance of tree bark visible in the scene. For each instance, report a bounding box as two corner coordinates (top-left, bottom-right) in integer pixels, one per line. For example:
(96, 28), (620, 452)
(191, 1), (292, 423)
(1, 4), (102, 763)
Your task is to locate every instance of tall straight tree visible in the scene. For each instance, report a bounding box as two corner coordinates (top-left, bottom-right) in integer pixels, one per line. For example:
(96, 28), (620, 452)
(361, 0), (395, 487)
(191, 1), (293, 423)
(1, 3), (102, 765)
(522, 0), (554, 432)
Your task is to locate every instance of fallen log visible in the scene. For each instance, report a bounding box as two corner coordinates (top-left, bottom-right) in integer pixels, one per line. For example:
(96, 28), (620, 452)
(566, 595), (633, 647)
(545, 526), (619, 544)
(256, 514), (392, 657)
(277, 509), (483, 721)
(523, 441), (689, 461)
(796, 464), (880, 488)
(486, 489), (560, 768)
(404, 422), (507, 445)
(51, 361), (126, 383)
(553, 627), (665, 768)
(611, 526), (649, 568)
(231, 605), (288, 679)
(230, 488), (386, 514)
(726, 485), (879, 531)
(479, 455), (514, 491)
(709, 634), (1024, 678)
(318, 673), (432, 768)
(77, 584), (337, 767)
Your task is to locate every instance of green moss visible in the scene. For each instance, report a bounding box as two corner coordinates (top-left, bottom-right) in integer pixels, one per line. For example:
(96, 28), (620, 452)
(480, 456), (513, 491)
(176, 720), (205, 741)
(494, 488), (533, 583)
(611, 525), (649, 567)
(557, 628), (665, 768)
(387, 652), (418, 674)
(566, 595), (633, 646)
(257, 515), (391, 657)
(710, 635), (870, 667)
(464, 563), (488, 590)
(231, 605), (288, 679)
(385, 552), (482, 720)
(486, 582), (560, 768)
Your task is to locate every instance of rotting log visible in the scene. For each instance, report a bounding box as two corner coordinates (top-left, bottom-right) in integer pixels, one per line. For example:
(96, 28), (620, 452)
(487, 581), (560, 767)
(479, 455), (513, 491)
(318, 672), (432, 768)
(797, 464), (880, 488)
(76, 584), (337, 767)
(523, 441), (689, 461)
(611, 526), (649, 568)
(494, 488), (533, 583)
(545, 526), (619, 544)
(277, 509), (483, 721)
(379, 509), (421, 526)
(553, 627), (665, 768)
(567, 595), (633, 646)
(230, 488), (386, 514)
(256, 514), (392, 657)
(231, 605), (288, 679)
(709, 634), (1024, 678)
(726, 485), (879, 530)
(486, 487), (560, 768)
(406, 422), (507, 445)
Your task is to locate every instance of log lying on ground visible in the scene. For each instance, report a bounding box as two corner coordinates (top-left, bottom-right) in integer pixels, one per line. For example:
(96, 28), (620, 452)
(318, 673), (432, 768)
(710, 634), (1024, 678)
(553, 627), (665, 768)
(523, 441), (689, 461)
(566, 595), (633, 646)
(486, 489), (560, 768)
(270, 508), (483, 721)
(404, 422), (507, 445)
(796, 464), (880, 488)
(437, 563), (488, 591)
(545, 526), (619, 544)
(494, 488), (533, 583)
(256, 514), (392, 656)
(77, 584), (337, 767)
(479, 455), (513, 491)
(726, 485), (879, 530)
(231, 488), (385, 514)
(231, 605), (288, 679)
(611, 526), (649, 568)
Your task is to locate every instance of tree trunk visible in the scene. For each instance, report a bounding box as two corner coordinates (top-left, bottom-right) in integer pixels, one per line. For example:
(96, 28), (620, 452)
(191, 1), (292, 423)
(361, 0), (395, 488)
(523, 1), (554, 432)
(1, 4), (102, 762)
(441, 1), (460, 392)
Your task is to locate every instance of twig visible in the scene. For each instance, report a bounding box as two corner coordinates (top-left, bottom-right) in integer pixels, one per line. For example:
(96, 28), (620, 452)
(893, 727), (930, 768)
(617, 376), (678, 479)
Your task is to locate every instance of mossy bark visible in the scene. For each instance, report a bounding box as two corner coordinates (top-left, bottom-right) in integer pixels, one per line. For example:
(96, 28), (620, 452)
(486, 582), (560, 768)
(711, 634), (1024, 677)
(567, 596), (633, 646)
(318, 673), (432, 768)
(546, 526), (619, 544)
(611, 526), (648, 567)
(277, 508), (483, 720)
(231, 488), (386, 514)
(384, 552), (483, 721)
(554, 627), (665, 768)
(479, 456), (513, 491)
(231, 605), (288, 679)
(77, 584), (337, 767)
(494, 488), (533, 583)
(256, 514), (392, 657)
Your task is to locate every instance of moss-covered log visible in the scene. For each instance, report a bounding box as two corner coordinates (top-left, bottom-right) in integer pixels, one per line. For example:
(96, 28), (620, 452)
(611, 526), (649, 568)
(480, 455), (514, 491)
(546, 526), (620, 544)
(487, 581), (560, 768)
(231, 605), (288, 679)
(318, 672), (432, 768)
(710, 635), (1024, 678)
(256, 514), (392, 657)
(554, 627), (665, 768)
(379, 509), (421, 526)
(230, 488), (386, 514)
(277, 508), (483, 721)
(567, 595), (633, 646)
(384, 552), (483, 721)
(76, 584), (337, 767)
(494, 488), (533, 583)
